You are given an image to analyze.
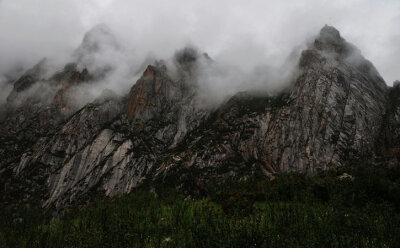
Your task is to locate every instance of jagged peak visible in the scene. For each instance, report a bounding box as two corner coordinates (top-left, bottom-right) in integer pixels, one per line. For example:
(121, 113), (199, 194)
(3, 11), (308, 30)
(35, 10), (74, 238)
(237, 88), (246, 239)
(6, 58), (48, 103)
(298, 25), (387, 91)
(174, 47), (199, 66)
(312, 25), (353, 56)
(24, 58), (48, 76)
(173, 46), (212, 70)
(80, 24), (118, 52)
(62, 63), (78, 72)
(319, 25), (342, 44)
(85, 23), (112, 36)
(300, 25), (362, 66)
(141, 62), (168, 80)
(73, 23), (120, 64)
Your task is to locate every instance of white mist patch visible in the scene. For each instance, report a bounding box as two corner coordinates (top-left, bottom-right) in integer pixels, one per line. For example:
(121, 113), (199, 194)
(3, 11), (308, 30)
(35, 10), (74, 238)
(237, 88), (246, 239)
(160, 46), (303, 108)
(1, 0), (399, 87)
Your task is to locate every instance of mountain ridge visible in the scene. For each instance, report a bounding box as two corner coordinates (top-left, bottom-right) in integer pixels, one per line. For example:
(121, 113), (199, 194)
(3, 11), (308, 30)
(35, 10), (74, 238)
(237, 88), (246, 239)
(0, 25), (399, 209)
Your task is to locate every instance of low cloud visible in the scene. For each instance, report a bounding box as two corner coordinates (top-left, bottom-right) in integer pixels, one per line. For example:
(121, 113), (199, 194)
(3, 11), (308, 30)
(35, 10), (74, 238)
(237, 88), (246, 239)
(0, 0), (399, 106)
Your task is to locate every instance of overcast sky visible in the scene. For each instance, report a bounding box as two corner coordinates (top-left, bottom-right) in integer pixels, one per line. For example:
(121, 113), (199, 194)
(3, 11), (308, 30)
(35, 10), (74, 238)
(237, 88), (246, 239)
(0, 0), (399, 85)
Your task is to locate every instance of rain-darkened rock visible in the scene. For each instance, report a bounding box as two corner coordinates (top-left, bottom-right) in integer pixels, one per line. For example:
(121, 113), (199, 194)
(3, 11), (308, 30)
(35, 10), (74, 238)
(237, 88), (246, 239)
(0, 25), (398, 209)
(155, 25), (388, 189)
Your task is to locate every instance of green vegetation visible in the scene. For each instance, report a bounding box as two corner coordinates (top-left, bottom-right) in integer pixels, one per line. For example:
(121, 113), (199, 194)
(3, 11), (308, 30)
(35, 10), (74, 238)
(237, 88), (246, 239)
(1, 164), (400, 247)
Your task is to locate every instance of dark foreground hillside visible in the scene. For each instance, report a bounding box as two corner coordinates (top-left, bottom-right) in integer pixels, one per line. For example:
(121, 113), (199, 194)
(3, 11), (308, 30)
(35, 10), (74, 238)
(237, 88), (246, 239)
(1, 164), (399, 248)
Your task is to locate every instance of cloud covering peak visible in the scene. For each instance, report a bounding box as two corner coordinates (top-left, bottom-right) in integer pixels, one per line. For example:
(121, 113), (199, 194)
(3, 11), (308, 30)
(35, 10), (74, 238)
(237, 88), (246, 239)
(0, 0), (399, 106)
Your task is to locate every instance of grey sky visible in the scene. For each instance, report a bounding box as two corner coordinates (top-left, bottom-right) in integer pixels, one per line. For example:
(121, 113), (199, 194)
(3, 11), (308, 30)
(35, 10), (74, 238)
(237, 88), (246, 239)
(0, 0), (399, 86)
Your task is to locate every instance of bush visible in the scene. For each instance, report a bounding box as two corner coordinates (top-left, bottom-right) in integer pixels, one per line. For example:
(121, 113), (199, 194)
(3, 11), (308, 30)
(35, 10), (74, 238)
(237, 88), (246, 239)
(0, 164), (399, 247)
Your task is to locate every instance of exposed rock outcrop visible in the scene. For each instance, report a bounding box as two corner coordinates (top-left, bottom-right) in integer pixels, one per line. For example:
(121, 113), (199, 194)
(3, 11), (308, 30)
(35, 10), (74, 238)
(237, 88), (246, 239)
(378, 81), (400, 164)
(0, 25), (398, 209)
(156, 25), (388, 188)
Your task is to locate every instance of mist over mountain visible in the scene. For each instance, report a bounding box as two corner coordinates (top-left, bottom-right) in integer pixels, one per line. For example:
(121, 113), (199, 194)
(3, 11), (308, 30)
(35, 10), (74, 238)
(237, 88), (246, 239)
(2, 2), (400, 247)
(0, 21), (399, 210)
(0, 0), (399, 107)
(0, 22), (303, 114)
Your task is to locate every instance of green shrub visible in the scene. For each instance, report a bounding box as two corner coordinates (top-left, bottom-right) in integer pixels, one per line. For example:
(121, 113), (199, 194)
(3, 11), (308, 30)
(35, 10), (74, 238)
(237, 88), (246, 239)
(0, 164), (399, 247)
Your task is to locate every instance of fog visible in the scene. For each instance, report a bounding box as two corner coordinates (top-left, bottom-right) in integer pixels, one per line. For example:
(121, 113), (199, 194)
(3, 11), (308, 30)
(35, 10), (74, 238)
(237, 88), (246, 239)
(0, 0), (399, 106)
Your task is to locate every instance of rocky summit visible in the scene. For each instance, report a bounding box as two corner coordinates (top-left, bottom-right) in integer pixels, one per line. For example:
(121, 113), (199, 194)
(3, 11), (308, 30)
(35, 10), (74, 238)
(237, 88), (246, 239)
(0, 25), (399, 209)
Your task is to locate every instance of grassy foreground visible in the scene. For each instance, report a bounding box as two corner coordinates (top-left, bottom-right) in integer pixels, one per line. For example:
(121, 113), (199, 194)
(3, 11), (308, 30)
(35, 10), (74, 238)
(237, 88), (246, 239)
(1, 165), (400, 247)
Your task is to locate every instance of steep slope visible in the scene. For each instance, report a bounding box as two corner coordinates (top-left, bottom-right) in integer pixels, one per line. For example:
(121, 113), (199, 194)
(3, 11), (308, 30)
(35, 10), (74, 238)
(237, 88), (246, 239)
(2, 50), (210, 208)
(0, 25), (395, 209)
(0, 62), (95, 207)
(0, 25), (117, 207)
(42, 62), (208, 208)
(378, 81), (400, 164)
(156, 25), (388, 189)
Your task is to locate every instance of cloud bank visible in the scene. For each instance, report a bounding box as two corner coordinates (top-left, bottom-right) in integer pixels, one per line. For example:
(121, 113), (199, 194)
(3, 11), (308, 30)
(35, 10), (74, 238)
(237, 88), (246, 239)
(0, 0), (399, 105)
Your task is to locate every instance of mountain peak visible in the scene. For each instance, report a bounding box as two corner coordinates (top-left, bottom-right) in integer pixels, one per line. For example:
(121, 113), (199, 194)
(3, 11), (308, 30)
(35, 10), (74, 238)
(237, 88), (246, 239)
(299, 25), (367, 69)
(174, 47), (212, 66)
(79, 24), (118, 53)
(74, 24), (120, 65)
(6, 58), (48, 104)
(174, 47), (200, 69)
(312, 25), (352, 56)
(319, 25), (342, 43)
(1, 22), (398, 215)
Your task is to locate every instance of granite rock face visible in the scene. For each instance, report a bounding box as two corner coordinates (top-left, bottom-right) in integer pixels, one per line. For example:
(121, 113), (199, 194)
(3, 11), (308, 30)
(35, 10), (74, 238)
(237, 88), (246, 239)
(156, 25), (389, 187)
(378, 81), (400, 164)
(41, 61), (208, 208)
(0, 25), (398, 208)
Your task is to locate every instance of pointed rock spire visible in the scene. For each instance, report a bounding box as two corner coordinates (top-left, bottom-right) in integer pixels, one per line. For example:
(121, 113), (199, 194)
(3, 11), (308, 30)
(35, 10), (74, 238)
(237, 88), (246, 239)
(75, 23), (119, 56)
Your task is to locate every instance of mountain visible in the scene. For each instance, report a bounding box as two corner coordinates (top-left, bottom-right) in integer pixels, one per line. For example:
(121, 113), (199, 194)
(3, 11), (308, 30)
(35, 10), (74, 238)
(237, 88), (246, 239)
(73, 23), (120, 69)
(0, 25), (398, 209)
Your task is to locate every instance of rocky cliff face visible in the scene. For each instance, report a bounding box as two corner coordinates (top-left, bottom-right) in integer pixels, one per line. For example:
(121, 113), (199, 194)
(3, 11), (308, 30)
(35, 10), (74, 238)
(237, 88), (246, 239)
(378, 81), (400, 164)
(155, 25), (389, 188)
(0, 25), (398, 208)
